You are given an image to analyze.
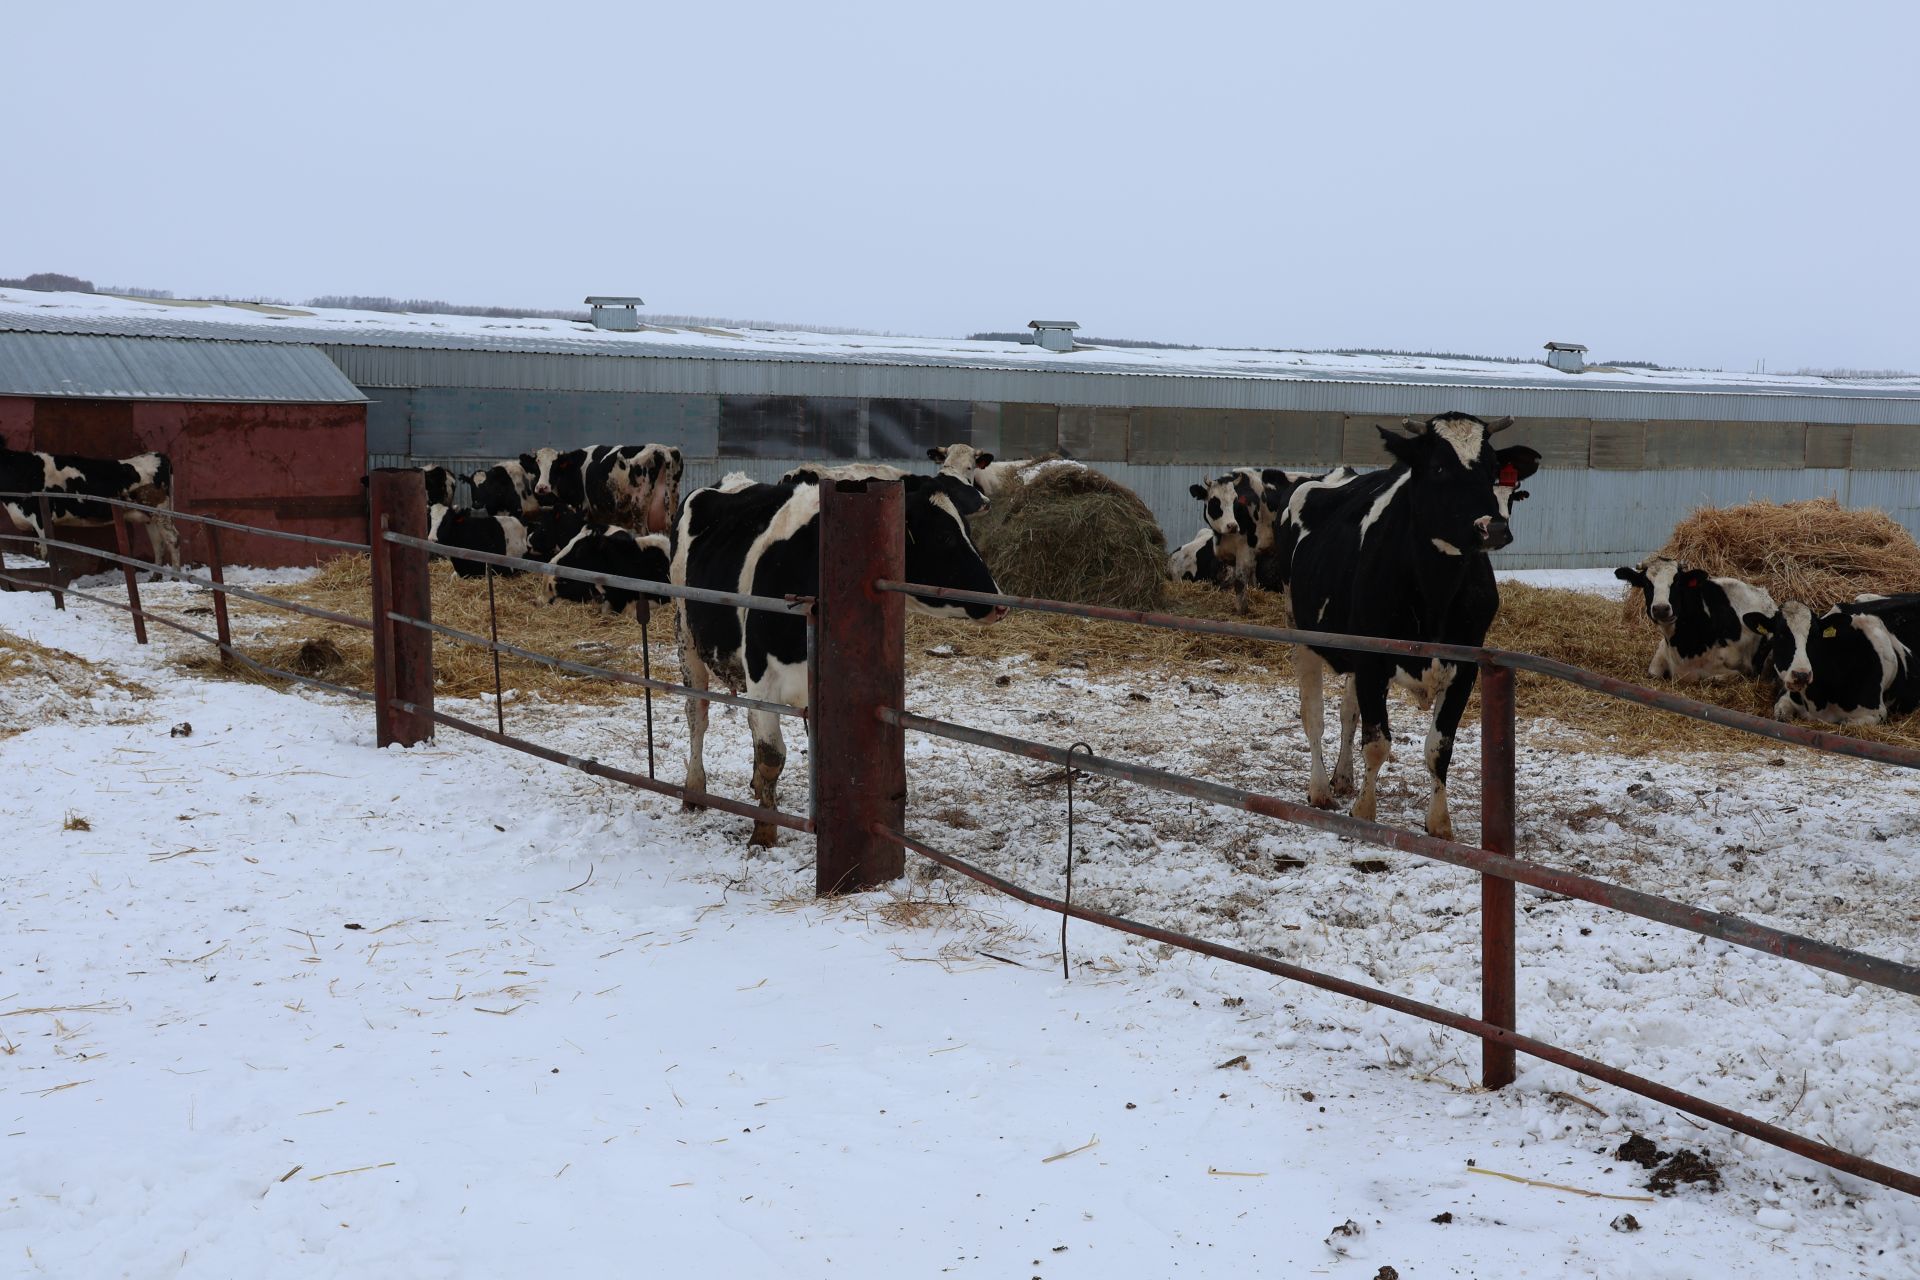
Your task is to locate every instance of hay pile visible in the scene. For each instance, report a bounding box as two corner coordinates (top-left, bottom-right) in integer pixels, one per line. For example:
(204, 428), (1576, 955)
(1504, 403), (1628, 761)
(0, 627), (151, 738)
(972, 462), (1168, 611)
(1623, 497), (1920, 620)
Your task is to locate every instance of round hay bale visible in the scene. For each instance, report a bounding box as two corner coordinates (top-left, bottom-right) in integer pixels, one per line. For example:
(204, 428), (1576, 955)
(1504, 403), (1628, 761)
(973, 463), (1167, 610)
(1620, 497), (1920, 621)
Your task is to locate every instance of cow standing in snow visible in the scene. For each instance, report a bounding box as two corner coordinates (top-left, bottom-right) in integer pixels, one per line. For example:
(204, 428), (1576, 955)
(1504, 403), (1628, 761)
(1744, 593), (1920, 725)
(672, 472), (1005, 846)
(1278, 412), (1540, 839)
(1614, 557), (1775, 680)
(0, 444), (181, 571)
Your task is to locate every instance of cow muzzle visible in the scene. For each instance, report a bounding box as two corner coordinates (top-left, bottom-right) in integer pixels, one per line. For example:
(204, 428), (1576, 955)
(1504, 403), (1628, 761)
(1474, 516), (1512, 551)
(984, 605), (1010, 624)
(1785, 668), (1811, 692)
(1649, 603), (1674, 624)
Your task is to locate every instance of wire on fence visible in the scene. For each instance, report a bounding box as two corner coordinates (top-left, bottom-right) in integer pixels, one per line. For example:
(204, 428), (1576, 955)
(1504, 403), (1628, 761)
(0, 566), (373, 703)
(881, 706), (1920, 997)
(0, 532), (373, 631)
(395, 700), (813, 834)
(875, 821), (1920, 1198)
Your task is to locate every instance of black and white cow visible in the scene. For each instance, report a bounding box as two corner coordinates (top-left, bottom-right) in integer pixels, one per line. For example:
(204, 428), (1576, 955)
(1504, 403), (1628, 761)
(1189, 466), (1357, 607)
(1279, 412), (1540, 839)
(471, 457), (541, 517)
(673, 472), (1004, 846)
(543, 523), (672, 617)
(524, 505), (591, 563)
(0, 445), (181, 570)
(1613, 557), (1776, 680)
(529, 444), (684, 533)
(365, 464), (458, 509)
(1168, 529), (1230, 585)
(926, 443), (1033, 500)
(1744, 594), (1920, 725)
(426, 505), (530, 578)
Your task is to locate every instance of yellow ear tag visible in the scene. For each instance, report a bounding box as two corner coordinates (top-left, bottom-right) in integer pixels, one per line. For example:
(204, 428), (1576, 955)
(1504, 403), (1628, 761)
(1822, 626), (1838, 638)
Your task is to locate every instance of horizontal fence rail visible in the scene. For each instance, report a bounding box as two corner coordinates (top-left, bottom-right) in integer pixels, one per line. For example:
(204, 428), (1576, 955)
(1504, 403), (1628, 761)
(380, 531), (814, 617)
(0, 532), (374, 631)
(0, 489), (370, 551)
(876, 822), (1920, 1198)
(883, 707), (1920, 997)
(874, 579), (1920, 771)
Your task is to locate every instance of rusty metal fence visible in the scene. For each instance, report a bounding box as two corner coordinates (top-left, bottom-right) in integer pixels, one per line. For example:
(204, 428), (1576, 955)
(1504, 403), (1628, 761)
(4, 474), (1918, 1197)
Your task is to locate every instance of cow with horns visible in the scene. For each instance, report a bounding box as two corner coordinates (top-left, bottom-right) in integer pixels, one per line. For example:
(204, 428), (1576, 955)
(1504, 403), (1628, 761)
(672, 472), (1005, 847)
(0, 444), (181, 572)
(1278, 412), (1540, 839)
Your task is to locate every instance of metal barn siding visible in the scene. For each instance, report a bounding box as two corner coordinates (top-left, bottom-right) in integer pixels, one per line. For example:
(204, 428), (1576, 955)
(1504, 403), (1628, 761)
(0, 332), (366, 403)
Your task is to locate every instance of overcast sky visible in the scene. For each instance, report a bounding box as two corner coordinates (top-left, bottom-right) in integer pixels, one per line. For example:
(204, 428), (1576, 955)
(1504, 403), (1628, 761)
(5, 1), (1915, 372)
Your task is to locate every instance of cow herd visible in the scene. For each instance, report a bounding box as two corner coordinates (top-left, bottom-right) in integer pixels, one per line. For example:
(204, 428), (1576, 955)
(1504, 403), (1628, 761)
(1614, 557), (1920, 726)
(5, 422), (1915, 846)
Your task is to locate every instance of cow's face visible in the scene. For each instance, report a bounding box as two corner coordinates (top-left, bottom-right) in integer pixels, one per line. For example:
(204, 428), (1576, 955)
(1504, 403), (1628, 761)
(1379, 414), (1534, 553)
(531, 447), (582, 500)
(902, 475), (1004, 621)
(1190, 474), (1258, 541)
(1615, 557), (1686, 631)
(1745, 601), (1818, 691)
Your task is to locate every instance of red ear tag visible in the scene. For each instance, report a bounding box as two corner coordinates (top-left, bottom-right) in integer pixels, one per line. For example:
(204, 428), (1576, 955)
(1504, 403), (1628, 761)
(1497, 464), (1519, 487)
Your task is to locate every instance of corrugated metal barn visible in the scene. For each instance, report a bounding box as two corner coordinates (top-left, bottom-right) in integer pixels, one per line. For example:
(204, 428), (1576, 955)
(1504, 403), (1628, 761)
(0, 328), (369, 567)
(2, 293), (1916, 567)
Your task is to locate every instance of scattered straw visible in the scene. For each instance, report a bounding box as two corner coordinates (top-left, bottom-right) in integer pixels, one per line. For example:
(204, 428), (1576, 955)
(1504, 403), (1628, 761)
(61, 811), (90, 832)
(974, 463), (1168, 610)
(1042, 1135), (1100, 1163)
(1467, 1164), (1654, 1203)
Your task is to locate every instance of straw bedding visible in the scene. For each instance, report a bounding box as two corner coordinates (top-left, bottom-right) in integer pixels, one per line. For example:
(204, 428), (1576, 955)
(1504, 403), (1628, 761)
(185, 546), (1920, 758)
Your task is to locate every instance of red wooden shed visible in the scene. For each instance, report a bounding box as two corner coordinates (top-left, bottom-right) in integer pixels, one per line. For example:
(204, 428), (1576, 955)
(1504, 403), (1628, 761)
(0, 332), (369, 567)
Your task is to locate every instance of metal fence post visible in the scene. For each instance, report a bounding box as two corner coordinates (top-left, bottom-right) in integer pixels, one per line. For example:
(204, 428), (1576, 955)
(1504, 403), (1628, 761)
(205, 523), (233, 662)
(110, 507), (148, 645)
(813, 478), (907, 895)
(37, 494), (64, 611)
(367, 469), (434, 747)
(1479, 660), (1518, 1089)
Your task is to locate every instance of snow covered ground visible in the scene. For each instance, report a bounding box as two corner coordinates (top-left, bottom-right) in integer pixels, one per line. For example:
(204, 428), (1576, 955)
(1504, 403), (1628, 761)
(3, 577), (1917, 1278)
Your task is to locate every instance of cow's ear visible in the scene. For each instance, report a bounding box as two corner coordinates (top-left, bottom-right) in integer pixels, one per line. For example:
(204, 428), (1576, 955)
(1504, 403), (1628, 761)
(1377, 426), (1424, 465)
(519, 453), (537, 470)
(974, 452), (994, 469)
(1614, 566), (1648, 588)
(927, 446), (947, 462)
(1742, 612), (1772, 636)
(1495, 446), (1541, 483)
(471, 470), (487, 485)
(1189, 483), (1208, 500)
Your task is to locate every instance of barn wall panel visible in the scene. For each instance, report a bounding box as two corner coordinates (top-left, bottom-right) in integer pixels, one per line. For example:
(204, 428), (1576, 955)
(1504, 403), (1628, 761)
(1645, 420), (1806, 469)
(0, 396), (33, 450)
(1804, 422), (1853, 469)
(169, 403), (368, 567)
(1059, 406), (1129, 461)
(1588, 421), (1647, 469)
(1850, 424), (1920, 470)
(998, 403), (1059, 458)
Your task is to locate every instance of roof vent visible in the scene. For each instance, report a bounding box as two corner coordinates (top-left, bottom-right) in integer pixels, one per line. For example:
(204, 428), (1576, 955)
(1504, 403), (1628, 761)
(586, 296), (645, 332)
(1544, 340), (1587, 373)
(1028, 320), (1080, 353)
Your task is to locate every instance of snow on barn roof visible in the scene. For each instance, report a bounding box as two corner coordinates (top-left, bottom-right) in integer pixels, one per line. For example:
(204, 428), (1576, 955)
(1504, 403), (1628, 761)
(2, 288), (1917, 408)
(0, 329), (368, 403)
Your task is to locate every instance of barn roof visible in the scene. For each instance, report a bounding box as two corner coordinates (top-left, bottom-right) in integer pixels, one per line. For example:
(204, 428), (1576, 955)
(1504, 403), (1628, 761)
(0, 331), (368, 404)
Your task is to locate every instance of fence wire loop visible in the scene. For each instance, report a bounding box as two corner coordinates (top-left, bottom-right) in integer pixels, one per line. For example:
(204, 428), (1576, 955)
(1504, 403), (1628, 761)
(1063, 741), (1092, 982)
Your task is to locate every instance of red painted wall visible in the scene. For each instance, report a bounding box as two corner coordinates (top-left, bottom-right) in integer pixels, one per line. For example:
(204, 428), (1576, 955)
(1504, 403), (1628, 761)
(9, 397), (368, 568)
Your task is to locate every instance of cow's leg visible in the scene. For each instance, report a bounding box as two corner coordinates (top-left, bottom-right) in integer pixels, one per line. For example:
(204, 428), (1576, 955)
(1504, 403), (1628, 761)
(1422, 660), (1476, 840)
(1330, 676), (1359, 797)
(154, 504), (182, 571)
(680, 623), (711, 808)
(1298, 648), (1333, 808)
(746, 709), (785, 848)
(1649, 639), (1674, 680)
(1350, 663), (1393, 825)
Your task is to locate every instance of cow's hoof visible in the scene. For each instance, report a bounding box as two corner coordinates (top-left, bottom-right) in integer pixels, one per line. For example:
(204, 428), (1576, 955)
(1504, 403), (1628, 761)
(1307, 783), (1336, 810)
(681, 799), (705, 814)
(1351, 792), (1378, 824)
(749, 824), (778, 848)
(1330, 770), (1355, 798)
(1424, 810), (1454, 842)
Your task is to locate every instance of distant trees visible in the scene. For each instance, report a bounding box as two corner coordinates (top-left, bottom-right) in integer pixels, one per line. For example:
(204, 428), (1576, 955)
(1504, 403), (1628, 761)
(0, 271), (96, 292)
